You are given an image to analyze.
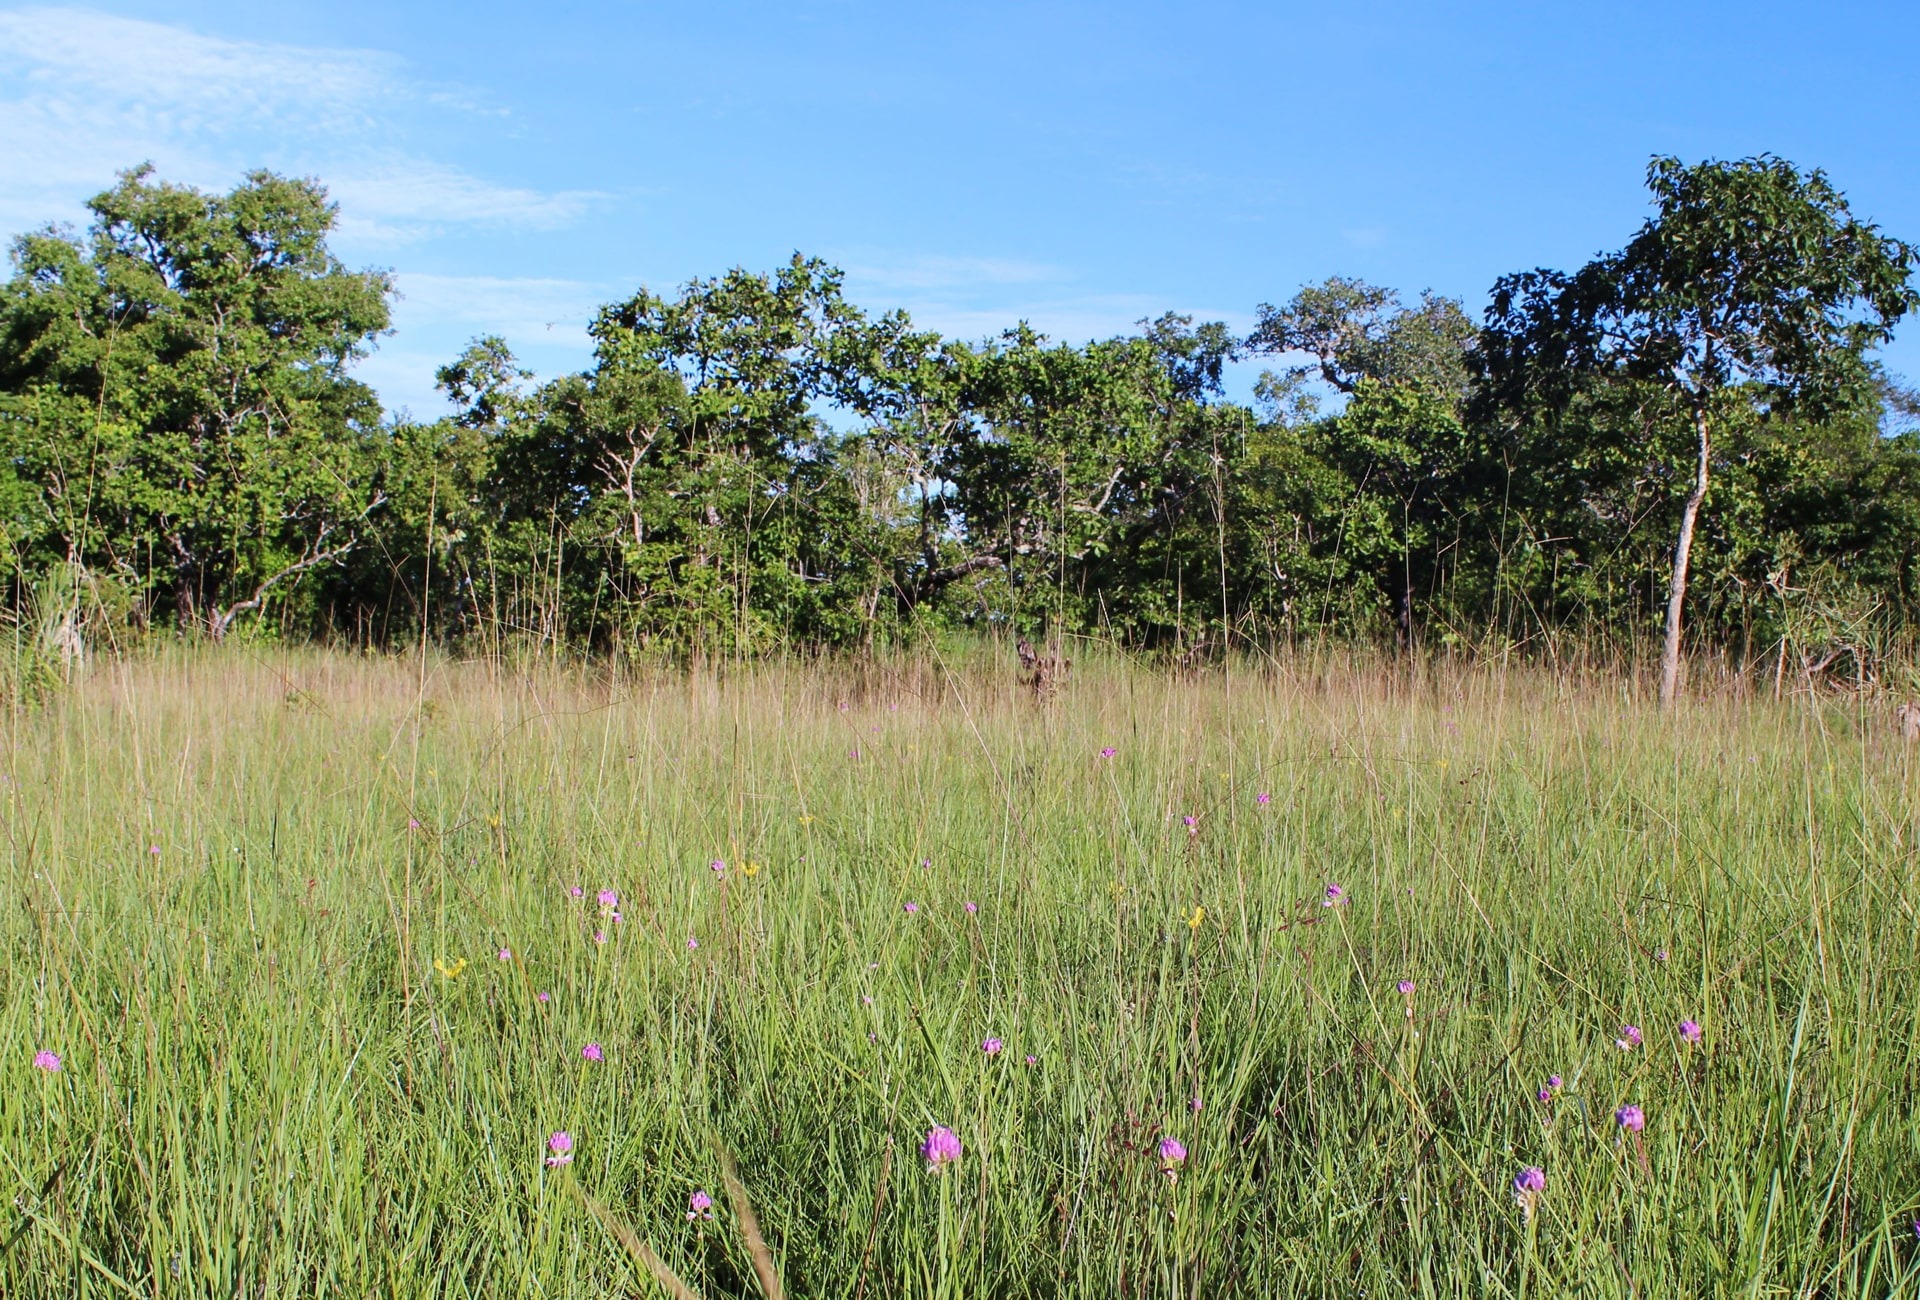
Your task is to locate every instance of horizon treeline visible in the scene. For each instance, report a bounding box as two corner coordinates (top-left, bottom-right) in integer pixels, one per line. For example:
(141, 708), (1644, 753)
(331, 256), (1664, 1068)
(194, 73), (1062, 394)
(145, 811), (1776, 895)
(3, 157), (1919, 680)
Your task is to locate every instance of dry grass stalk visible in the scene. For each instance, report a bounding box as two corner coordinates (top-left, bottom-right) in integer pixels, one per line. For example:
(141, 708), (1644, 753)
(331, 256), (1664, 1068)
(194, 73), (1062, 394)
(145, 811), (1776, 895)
(575, 1186), (703, 1300)
(717, 1143), (786, 1300)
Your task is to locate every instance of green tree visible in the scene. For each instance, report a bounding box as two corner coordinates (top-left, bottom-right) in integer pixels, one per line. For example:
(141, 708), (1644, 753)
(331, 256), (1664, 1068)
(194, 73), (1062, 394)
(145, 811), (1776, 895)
(949, 325), (1231, 644)
(0, 165), (392, 639)
(1249, 277), (1477, 401)
(1479, 156), (1919, 705)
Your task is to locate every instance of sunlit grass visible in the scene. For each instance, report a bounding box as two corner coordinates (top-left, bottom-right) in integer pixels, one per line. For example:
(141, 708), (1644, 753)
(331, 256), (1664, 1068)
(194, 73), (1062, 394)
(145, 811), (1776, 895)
(2, 646), (1917, 1296)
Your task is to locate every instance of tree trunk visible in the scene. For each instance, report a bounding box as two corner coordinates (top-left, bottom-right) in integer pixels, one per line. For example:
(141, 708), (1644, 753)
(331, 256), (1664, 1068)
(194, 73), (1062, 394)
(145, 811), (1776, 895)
(1658, 406), (1711, 709)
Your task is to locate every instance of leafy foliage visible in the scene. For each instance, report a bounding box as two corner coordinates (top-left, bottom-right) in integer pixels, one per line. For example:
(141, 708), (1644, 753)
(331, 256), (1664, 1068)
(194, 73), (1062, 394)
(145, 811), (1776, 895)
(3, 158), (1918, 673)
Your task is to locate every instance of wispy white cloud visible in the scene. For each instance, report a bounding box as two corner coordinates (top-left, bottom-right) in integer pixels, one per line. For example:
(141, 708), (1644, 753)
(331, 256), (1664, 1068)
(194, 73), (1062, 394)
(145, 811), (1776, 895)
(0, 6), (593, 241)
(0, 5), (611, 410)
(0, 7), (395, 128)
(390, 273), (608, 337)
(331, 166), (601, 245)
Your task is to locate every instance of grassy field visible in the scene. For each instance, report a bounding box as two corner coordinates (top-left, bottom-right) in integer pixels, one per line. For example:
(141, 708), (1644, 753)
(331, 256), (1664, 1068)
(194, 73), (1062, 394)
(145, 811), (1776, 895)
(2, 647), (1918, 1297)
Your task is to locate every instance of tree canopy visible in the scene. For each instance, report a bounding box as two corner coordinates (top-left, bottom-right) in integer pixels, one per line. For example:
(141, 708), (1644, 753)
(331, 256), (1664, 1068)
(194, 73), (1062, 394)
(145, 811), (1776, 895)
(3, 157), (1917, 687)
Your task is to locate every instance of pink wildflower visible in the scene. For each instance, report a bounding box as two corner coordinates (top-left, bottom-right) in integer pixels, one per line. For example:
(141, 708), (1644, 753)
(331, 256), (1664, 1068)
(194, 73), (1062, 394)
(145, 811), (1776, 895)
(921, 1126), (962, 1172)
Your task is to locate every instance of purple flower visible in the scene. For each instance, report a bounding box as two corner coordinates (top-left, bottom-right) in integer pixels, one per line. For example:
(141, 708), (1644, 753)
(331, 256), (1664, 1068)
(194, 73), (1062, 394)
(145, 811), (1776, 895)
(964, 901), (978, 915)
(1158, 1136), (1188, 1167)
(903, 901), (918, 915)
(1323, 883), (1345, 908)
(1615, 1104), (1645, 1133)
(1396, 980), (1416, 995)
(1256, 791), (1271, 805)
(981, 1037), (1003, 1056)
(593, 930), (607, 945)
(1182, 815), (1198, 832)
(1615, 1024), (1643, 1051)
(497, 948), (512, 961)
(537, 991), (551, 1003)
(1512, 1164), (1545, 1218)
(1679, 1019), (1702, 1044)
(1099, 747), (1116, 758)
(407, 818), (421, 830)
(1025, 1054), (1038, 1066)
(687, 1190), (714, 1221)
(32, 1050), (60, 1073)
(570, 886), (584, 898)
(545, 1131), (574, 1166)
(687, 937), (699, 951)
(921, 1125), (962, 1172)
(1654, 948), (1670, 963)
(1547, 1074), (1563, 1090)
(1536, 1087), (1552, 1103)
(596, 889), (618, 910)
(709, 859), (726, 875)
(582, 1042), (603, 1062)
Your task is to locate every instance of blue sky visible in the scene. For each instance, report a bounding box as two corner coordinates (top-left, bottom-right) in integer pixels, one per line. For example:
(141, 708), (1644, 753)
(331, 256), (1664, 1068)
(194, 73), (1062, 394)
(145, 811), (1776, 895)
(4, 1), (1918, 417)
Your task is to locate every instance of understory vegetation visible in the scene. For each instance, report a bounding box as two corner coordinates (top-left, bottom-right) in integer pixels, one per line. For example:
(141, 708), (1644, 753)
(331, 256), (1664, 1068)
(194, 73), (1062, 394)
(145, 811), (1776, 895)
(2, 650), (1918, 1295)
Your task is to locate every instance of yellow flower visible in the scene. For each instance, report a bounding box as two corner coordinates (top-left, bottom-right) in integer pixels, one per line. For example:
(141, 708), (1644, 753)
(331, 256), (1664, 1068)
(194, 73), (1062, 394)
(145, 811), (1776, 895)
(798, 813), (815, 827)
(1184, 906), (1206, 931)
(486, 814), (501, 829)
(433, 956), (468, 980)
(743, 860), (762, 877)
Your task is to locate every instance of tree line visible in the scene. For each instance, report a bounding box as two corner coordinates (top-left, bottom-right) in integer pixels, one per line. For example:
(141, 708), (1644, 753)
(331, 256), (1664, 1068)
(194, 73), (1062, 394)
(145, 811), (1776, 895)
(3, 157), (1918, 692)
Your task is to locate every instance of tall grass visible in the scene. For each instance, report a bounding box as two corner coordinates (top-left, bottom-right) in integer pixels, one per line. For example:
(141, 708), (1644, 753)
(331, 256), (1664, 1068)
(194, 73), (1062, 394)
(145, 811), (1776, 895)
(2, 647), (1917, 1296)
